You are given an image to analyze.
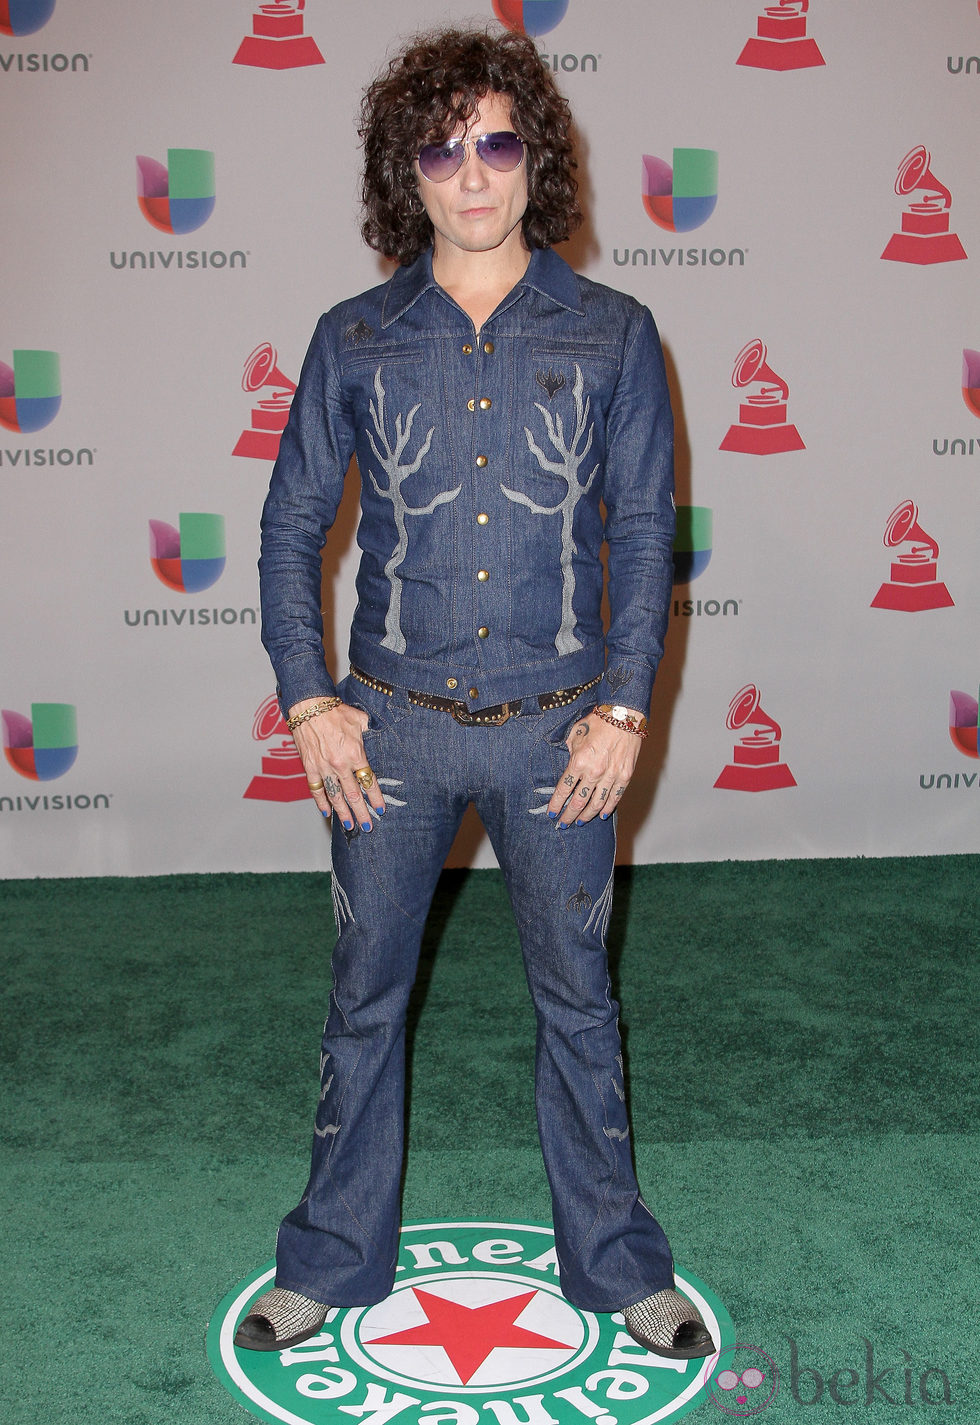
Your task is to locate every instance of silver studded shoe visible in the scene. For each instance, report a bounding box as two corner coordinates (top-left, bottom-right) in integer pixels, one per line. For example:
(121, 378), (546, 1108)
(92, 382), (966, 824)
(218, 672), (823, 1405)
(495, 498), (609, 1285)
(623, 1287), (715, 1360)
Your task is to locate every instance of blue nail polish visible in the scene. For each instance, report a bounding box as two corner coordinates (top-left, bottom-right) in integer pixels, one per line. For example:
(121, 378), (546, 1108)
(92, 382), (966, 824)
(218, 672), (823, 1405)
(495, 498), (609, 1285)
(600, 812), (609, 820)
(343, 819), (353, 830)
(361, 821), (372, 832)
(321, 810), (330, 819)
(558, 821), (568, 830)
(575, 819), (583, 826)
(374, 805), (385, 815)
(547, 811), (557, 820)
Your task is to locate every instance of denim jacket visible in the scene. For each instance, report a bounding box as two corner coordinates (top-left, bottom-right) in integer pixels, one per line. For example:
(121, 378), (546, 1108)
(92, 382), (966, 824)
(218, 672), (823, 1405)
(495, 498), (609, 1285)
(259, 246), (675, 716)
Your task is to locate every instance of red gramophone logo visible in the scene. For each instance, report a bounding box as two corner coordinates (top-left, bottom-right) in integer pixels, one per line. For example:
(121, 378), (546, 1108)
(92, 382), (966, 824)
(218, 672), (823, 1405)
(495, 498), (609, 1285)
(737, 0), (825, 70)
(719, 339), (805, 454)
(243, 695), (307, 801)
(232, 342), (296, 460)
(233, 1), (324, 69)
(881, 146), (967, 265)
(870, 499), (954, 612)
(714, 684), (797, 791)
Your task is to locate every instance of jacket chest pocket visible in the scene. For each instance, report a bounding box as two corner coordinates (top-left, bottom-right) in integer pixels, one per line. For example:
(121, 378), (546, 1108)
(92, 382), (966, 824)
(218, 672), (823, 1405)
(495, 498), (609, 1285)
(526, 343), (620, 406)
(347, 353), (441, 498)
(513, 345), (620, 492)
(345, 350), (427, 426)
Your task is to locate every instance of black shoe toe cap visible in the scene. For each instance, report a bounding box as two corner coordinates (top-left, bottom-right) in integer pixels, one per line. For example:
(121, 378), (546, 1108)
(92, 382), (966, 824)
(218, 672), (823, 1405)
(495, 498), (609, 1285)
(673, 1318), (715, 1356)
(234, 1313), (277, 1350)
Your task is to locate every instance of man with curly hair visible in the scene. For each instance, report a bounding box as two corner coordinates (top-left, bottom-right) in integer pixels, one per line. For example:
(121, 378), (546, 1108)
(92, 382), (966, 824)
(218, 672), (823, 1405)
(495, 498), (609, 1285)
(240, 26), (714, 1362)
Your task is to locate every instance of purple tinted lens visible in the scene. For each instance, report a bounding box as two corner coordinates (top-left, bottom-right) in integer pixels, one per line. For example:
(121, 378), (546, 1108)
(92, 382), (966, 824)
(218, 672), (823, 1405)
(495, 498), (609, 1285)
(417, 132), (524, 182)
(417, 139), (466, 182)
(474, 131), (525, 171)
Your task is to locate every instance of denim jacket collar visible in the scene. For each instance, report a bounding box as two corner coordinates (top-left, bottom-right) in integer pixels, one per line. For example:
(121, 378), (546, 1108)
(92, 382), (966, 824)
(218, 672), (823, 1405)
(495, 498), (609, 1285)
(379, 245), (585, 329)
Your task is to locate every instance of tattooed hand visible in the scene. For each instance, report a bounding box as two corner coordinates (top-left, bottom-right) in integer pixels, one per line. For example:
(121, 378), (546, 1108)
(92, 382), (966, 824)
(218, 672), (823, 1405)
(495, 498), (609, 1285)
(288, 697), (385, 831)
(546, 707), (646, 827)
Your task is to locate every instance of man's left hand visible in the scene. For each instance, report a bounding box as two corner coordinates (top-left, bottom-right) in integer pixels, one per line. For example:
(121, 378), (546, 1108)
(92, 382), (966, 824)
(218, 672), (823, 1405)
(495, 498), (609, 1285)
(547, 708), (645, 826)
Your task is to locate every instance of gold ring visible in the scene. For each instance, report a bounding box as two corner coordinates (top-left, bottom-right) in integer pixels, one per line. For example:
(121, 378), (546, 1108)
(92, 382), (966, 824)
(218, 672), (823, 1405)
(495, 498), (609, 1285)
(353, 766), (375, 789)
(307, 781), (325, 792)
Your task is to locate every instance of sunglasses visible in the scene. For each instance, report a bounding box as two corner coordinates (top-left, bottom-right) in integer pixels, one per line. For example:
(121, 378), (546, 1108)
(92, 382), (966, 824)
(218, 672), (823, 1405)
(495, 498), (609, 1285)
(416, 131), (525, 184)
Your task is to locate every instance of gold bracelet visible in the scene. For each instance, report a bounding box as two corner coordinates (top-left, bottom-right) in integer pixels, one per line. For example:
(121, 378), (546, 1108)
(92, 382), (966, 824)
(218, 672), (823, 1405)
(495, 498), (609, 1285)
(593, 703), (648, 738)
(286, 697), (341, 732)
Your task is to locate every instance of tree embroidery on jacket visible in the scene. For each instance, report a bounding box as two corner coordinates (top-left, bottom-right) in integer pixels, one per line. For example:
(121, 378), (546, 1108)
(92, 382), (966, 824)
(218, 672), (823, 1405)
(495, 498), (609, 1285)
(365, 367), (460, 653)
(501, 364), (598, 654)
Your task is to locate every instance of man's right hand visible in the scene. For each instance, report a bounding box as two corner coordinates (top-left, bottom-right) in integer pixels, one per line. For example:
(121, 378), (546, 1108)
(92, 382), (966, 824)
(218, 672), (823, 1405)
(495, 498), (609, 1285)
(288, 698), (385, 831)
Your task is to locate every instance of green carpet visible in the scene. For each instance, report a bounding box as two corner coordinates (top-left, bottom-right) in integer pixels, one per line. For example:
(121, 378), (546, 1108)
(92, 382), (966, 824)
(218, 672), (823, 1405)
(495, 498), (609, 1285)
(2, 857), (977, 1421)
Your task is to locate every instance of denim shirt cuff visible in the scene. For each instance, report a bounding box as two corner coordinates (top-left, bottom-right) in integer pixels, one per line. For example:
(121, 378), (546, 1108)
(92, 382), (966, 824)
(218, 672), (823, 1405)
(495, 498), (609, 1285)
(598, 663), (654, 717)
(275, 655), (339, 719)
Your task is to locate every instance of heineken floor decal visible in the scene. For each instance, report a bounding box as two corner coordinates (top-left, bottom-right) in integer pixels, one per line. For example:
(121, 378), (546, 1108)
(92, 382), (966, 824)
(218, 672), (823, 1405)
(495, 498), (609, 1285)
(207, 1221), (735, 1425)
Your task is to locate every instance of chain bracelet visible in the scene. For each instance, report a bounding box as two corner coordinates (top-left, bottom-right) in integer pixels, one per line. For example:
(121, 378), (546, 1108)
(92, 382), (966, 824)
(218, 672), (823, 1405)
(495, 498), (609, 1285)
(593, 703), (648, 738)
(286, 697), (342, 732)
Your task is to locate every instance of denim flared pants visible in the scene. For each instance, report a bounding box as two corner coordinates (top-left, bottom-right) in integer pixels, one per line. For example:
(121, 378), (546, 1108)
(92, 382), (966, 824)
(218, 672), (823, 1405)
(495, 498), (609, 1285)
(274, 676), (675, 1313)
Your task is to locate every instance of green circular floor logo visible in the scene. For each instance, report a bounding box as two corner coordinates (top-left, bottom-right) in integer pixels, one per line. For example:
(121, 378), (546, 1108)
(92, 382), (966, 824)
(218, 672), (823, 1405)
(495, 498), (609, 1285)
(207, 1220), (734, 1425)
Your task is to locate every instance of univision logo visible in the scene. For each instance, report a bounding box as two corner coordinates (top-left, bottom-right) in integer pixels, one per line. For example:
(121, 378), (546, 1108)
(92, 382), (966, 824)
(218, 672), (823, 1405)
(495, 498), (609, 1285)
(919, 685), (980, 790)
(0, 0), (55, 36)
(946, 0), (980, 71)
(616, 150), (744, 271)
(1, 700), (112, 812)
(492, 1), (568, 37)
(490, 0), (596, 71)
(931, 348), (980, 458)
(149, 512), (225, 592)
(673, 505), (712, 582)
(671, 505), (740, 617)
(642, 149), (718, 232)
(137, 149), (215, 234)
(2, 702), (76, 780)
(963, 348), (980, 417)
(0, 345), (96, 465)
(949, 688), (979, 758)
(0, 348), (60, 432)
(125, 512), (257, 627)
(111, 148), (246, 271)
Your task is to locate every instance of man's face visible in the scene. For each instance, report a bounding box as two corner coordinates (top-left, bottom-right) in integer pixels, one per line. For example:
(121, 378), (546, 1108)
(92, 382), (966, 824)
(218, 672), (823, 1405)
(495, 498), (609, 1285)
(414, 91), (529, 263)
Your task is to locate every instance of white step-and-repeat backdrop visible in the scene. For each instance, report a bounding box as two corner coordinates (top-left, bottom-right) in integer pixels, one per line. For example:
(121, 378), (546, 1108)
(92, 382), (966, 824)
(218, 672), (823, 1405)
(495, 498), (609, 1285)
(2, 0), (978, 876)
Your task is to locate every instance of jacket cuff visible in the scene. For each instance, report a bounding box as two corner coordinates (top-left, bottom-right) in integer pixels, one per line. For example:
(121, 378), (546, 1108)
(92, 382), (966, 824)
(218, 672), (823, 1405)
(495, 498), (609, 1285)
(597, 662), (654, 718)
(274, 654), (339, 719)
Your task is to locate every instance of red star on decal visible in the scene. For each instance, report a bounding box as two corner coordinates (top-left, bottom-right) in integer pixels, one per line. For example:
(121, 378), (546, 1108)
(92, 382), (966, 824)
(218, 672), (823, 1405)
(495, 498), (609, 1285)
(370, 1288), (571, 1384)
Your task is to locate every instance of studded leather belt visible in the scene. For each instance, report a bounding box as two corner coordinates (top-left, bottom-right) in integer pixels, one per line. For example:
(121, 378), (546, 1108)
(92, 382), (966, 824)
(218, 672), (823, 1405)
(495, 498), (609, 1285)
(349, 666), (600, 727)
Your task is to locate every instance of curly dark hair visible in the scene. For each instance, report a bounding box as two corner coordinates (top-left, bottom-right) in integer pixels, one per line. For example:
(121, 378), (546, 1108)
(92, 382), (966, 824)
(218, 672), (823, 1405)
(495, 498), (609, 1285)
(359, 27), (581, 265)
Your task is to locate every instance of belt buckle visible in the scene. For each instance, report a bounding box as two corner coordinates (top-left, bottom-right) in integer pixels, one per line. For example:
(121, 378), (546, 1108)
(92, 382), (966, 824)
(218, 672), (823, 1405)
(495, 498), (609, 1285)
(452, 701), (511, 726)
